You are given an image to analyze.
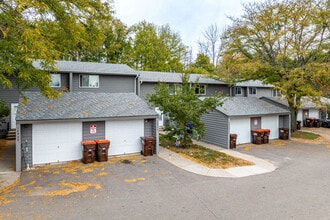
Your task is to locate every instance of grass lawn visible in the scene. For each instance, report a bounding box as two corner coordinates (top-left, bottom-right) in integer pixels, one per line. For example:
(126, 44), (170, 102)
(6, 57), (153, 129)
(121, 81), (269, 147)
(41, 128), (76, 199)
(291, 131), (320, 140)
(160, 134), (254, 169)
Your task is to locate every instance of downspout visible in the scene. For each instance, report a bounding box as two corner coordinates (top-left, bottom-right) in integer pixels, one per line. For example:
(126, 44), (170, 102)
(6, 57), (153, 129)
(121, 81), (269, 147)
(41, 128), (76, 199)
(134, 73), (140, 96)
(24, 140), (30, 170)
(69, 72), (73, 92)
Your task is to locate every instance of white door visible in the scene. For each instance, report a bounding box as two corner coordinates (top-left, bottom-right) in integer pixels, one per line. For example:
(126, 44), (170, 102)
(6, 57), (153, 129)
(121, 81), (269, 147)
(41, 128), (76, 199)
(33, 122), (82, 164)
(11, 103), (18, 129)
(155, 107), (164, 127)
(230, 118), (251, 144)
(106, 120), (144, 155)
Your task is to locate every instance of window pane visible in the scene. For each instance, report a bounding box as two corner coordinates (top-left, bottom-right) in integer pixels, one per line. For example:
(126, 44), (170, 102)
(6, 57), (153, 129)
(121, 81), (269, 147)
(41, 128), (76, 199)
(89, 75), (99, 87)
(50, 74), (61, 87)
(80, 75), (89, 87)
(79, 75), (99, 88)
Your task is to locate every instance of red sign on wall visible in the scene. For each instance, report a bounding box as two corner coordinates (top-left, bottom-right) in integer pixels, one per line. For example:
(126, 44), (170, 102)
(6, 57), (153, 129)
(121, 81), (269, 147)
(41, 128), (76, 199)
(90, 124), (97, 134)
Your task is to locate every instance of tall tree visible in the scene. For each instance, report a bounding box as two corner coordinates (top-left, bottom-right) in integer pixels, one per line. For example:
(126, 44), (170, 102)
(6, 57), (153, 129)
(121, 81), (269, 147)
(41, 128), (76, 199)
(185, 53), (216, 74)
(198, 24), (222, 66)
(147, 74), (223, 147)
(0, 0), (114, 97)
(130, 21), (187, 72)
(220, 0), (330, 131)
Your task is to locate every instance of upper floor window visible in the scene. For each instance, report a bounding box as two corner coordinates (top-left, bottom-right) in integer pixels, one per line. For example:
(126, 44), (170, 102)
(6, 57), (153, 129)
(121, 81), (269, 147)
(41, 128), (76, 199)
(79, 75), (99, 88)
(195, 85), (206, 95)
(235, 87), (242, 95)
(50, 74), (61, 88)
(272, 90), (278, 97)
(169, 84), (182, 95)
(249, 87), (257, 95)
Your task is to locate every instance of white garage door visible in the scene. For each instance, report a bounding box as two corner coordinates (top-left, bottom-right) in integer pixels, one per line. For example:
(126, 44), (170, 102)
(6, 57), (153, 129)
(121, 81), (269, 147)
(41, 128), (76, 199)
(106, 120), (144, 155)
(33, 122), (82, 164)
(230, 117), (251, 145)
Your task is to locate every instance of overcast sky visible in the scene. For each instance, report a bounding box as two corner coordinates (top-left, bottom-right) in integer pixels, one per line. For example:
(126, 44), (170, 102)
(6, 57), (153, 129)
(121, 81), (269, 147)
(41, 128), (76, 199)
(114, 0), (260, 57)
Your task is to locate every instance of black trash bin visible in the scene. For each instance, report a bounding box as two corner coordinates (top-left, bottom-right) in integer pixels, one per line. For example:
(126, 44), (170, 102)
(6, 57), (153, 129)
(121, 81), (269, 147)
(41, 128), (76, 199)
(279, 128), (289, 140)
(305, 118), (315, 127)
(95, 139), (110, 162)
(251, 130), (264, 144)
(313, 119), (321, 128)
(297, 120), (301, 130)
(82, 141), (96, 164)
(141, 136), (155, 156)
(230, 134), (237, 149)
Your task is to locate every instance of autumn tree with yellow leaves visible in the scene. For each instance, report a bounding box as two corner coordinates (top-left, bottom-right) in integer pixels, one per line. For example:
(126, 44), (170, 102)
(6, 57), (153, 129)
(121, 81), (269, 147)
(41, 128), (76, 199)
(219, 0), (330, 131)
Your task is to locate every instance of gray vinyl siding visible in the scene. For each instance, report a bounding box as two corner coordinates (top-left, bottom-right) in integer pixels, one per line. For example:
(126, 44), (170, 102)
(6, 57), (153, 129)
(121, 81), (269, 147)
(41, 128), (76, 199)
(140, 82), (229, 100)
(0, 77), (24, 106)
(82, 121), (105, 141)
(204, 84), (230, 97)
(255, 88), (273, 97)
(72, 74), (135, 93)
(60, 73), (70, 90)
(143, 118), (158, 154)
(279, 115), (290, 128)
(201, 110), (229, 148)
(0, 77), (37, 128)
(20, 124), (32, 169)
(232, 86), (273, 98)
(140, 83), (156, 100)
(144, 119), (154, 136)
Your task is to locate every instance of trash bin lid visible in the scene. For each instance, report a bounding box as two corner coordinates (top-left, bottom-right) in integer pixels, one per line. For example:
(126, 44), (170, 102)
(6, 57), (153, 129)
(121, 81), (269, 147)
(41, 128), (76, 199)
(95, 139), (110, 144)
(81, 140), (96, 145)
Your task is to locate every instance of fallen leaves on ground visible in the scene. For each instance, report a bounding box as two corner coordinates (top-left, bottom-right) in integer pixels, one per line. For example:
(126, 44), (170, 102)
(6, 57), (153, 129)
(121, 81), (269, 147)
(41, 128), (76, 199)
(42, 181), (101, 196)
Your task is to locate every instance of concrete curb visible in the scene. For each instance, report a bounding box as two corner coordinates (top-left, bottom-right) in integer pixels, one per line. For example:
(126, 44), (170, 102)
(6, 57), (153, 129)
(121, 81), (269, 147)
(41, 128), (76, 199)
(158, 143), (277, 178)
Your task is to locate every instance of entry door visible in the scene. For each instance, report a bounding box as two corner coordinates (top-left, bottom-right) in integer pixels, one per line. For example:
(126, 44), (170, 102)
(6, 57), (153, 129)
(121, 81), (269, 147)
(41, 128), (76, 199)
(155, 107), (164, 127)
(11, 103), (18, 129)
(251, 117), (261, 130)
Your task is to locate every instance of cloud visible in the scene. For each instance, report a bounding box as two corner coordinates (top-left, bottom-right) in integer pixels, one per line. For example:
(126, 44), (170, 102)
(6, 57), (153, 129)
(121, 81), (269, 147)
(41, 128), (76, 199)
(114, 0), (259, 56)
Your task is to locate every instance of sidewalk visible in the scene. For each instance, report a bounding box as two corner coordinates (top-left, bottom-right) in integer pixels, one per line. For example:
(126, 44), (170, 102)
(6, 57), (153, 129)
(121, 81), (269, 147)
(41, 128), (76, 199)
(158, 140), (277, 178)
(0, 140), (21, 193)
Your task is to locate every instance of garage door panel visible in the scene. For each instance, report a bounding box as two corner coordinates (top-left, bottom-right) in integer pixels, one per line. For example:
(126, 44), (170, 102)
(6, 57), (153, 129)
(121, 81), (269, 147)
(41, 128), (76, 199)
(106, 120), (144, 155)
(33, 123), (82, 164)
(230, 118), (251, 144)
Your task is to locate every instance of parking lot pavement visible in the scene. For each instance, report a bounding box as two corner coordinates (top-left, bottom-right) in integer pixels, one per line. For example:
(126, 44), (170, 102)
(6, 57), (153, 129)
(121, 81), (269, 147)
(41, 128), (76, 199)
(1, 127), (330, 219)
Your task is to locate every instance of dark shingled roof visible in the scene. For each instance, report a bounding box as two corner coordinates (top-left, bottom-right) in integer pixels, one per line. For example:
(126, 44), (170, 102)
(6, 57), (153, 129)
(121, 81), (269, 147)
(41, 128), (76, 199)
(214, 97), (290, 116)
(33, 60), (138, 76)
(16, 92), (157, 121)
(139, 71), (226, 84)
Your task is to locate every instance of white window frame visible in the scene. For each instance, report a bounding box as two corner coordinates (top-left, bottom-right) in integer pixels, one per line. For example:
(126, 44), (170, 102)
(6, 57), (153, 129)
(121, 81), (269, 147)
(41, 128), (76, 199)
(235, 87), (242, 95)
(79, 74), (99, 88)
(249, 87), (257, 95)
(50, 74), (61, 88)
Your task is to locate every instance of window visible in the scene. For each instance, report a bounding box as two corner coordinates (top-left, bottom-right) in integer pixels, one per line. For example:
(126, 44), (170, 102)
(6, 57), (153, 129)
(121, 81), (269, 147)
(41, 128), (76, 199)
(272, 90), (278, 97)
(235, 87), (242, 95)
(249, 87), (257, 95)
(169, 84), (181, 95)
(195, 85), (206, 95)
(50, 74), (61, 88)
(79, 75), (99, 88)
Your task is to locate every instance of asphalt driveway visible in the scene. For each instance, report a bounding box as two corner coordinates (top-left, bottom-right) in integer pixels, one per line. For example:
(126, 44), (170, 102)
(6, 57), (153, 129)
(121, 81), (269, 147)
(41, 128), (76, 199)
(1, 127), (330, 219)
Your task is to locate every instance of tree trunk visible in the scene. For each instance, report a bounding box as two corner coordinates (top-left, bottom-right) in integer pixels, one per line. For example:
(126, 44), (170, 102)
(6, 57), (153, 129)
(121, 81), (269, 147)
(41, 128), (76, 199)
(289, 104), (298, 132)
